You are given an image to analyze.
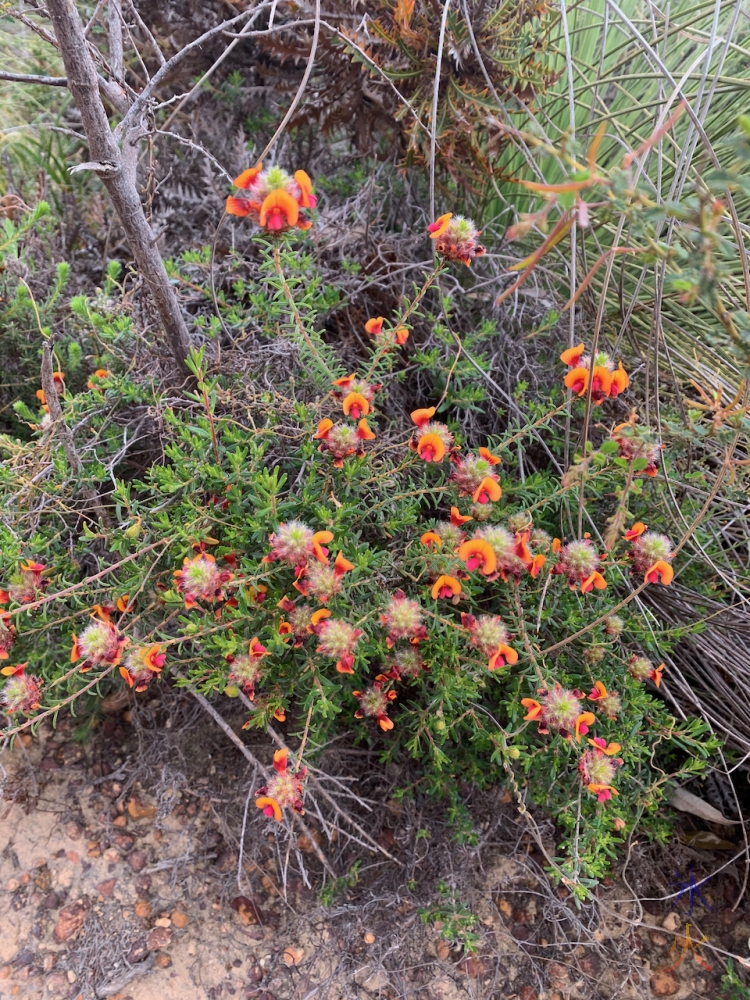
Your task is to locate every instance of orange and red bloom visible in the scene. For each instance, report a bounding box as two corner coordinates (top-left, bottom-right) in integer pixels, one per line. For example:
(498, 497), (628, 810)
(314, 418), (375, 466)
(627, 528), (674, 585)
(226, 164), (316, 233)
(461, 613), (518, 670)
(561, 343), (629, 403)
(579, 738), (623, 803)
(0, 614), (16, 660)
(380, 590), (427, 647)
(0, 560), (49, 606)
(265, 522), (333, 574)
(522, 684), (595, 741)
(409, 407), (454, 463)
(295, 551), (354, 602)
(468, 525), (544, 582)
(120, 645), (166, 692)
(256, 748), (307, 822)
(225, 638), (267, 698)
(611, 420), (661, 477)
(1, 663), (42, 715)
(628, 655), (664, 687)
(71, 605), (128, 671)
(364, 317), (409, 345)
(278, 596), (318, 646)
(551, 538), (606, 593)
(386, 646), (426, 681)
(587, 680), (621, 719)
(428, 213), (486, 266)
(431, 575), (462, 602)
(173, 552), (234, 609)
(353, 674), (397, 731)
(450, 450), (502, 504)
(312, 617), (363, 673)
(458, 538), (497, 576)
(331, 374), (380, 420)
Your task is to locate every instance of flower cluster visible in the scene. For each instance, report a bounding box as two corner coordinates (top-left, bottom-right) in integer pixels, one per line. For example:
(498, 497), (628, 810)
(380, 590), (427, 647)
(226, 638), (267, 699)
(628, 655), (664, 687)
(1, 664), (43, 715)
(226, 164), (316, 232)
(71, 605), (128, 672)
(277, 597), (316, 646)
(450, 448), (502, 505)
(409, 407), (454, 463)
(461, 613), (518, 670)
(364, 316), (409, 345)
(420, 507), (472, 552)
(314, 417), (375, 467)
(173, 551), (234, 609)
(0, 614), (17, 660)
(588, 680), (621, 719)
(331, 374), (380, 420)
(624, 523), (674, 585)
(386, 646), (426, 681)
(255, 748), (307, 822)
(611, 420), (661, 477)
(311, 616), (363, 674)
(265, 521), (332, 575)
(428, 213), (486, 266)
(120, 645), (166, 692)
(0, 560), (49, 606)
(522, 684), (596, 741)
(551, 538), (606, 593)
(295, 551), (354, 601)
(579, 738), (623, 802)
(353, 674), (397, 731)
(561, 343), (629, 403)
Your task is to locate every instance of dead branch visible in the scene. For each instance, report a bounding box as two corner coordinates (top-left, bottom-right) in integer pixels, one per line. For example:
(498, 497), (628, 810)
(45, 0), (193, 377)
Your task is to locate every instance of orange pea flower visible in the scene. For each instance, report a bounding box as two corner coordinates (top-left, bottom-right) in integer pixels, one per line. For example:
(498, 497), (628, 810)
(488, 644), (518, 670)
(255, 748), (307, 822)
(342, 392), (370, 419)
(623, 522), (647, 540)
(645, 560), (674, 585)
(458, 539), (497, 576)
(411, 407), (436, 429)
(259, 189), (299, 230)
(472, 477), (502, 504)
(365, 317), (385, 336)
(420, 531), (442, 549)
(588, 737), (622, 756)
(530, 554), (546, 578)
(394, 325), (409, 345)
(478, 447), (501, 465)
(87, 369), (112, 389)
(431, 575), (461, 601)
(574, 711), (596, 741)
(581, 571), (607, 593)
(521, 698), (542, 721)
(417, 432), (445, 463)
(560, 344), (585, 367)
(428, 213), (453, 239)
(357, 419), (376, 441)
(450, 507), (473, 526)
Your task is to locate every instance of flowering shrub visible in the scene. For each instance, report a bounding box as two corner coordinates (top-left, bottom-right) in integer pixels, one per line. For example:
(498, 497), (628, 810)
(0, 200), (718, 894)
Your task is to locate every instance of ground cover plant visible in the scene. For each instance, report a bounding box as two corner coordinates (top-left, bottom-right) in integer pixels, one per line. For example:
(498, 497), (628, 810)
(1, 0), (750, 992)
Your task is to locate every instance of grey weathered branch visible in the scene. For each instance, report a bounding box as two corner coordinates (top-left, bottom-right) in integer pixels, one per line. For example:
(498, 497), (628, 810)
(45, 0), (192, 377)
(0, 71), (68, 86)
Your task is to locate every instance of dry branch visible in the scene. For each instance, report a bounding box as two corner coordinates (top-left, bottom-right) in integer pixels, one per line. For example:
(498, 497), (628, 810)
(45, 0), (192, 376)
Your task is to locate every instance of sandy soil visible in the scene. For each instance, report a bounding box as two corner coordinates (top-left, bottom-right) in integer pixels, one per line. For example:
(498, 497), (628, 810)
(1, 692), (748, 1000)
